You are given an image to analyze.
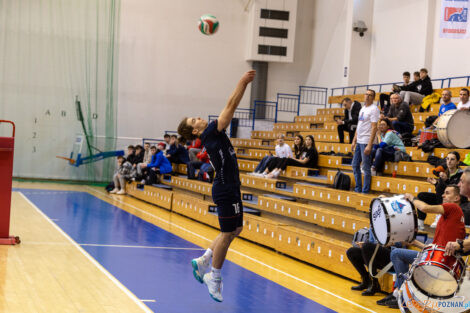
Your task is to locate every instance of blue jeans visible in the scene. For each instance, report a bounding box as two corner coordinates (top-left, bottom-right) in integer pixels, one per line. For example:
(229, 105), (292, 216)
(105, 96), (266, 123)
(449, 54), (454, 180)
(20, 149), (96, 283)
(255, 156), (273, 173)
(392, 121), (413, 135)
(352, 144), (372, 193)
(390, 248), (419, 288)
(373, 146), (395, 172)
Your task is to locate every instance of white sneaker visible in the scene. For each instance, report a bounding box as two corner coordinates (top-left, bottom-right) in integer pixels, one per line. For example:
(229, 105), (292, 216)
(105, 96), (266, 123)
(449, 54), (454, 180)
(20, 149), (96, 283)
(109, 188), (119, 194)
(418, 219), (425, 231)
(371, 168), (377, 176)
(116, 189), (126, 195)
(203, 272), (223, 302)
(430, 214), (441, 228)
(191, 257), (209, 284)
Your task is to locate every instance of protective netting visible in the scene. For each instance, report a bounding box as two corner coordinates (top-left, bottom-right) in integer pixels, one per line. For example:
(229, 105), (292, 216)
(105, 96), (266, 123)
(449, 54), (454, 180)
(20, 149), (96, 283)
(0, 0), (120, 182)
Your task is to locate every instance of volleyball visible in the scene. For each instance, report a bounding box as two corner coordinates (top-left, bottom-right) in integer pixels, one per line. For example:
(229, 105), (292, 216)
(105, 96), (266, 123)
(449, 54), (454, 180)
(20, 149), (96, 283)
(198, 14), (219, 35)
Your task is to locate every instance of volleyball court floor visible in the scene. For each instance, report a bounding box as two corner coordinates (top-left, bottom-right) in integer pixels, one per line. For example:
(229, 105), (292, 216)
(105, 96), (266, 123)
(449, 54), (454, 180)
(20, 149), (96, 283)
(2, 182), (397, 313)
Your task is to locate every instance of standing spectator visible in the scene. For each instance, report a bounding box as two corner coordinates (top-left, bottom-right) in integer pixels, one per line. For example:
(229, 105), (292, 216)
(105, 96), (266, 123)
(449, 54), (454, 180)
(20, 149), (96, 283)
(352, 89), (380, 194)
(252, 134), (293, 175)
(400, 68), (433, 106)
(337, 98), (361, 144)
(438, 89), (457, 116)
(457, 88), (470, 111)
(371, 118), (405, 176)
(379, 72), (411, 114)
(384, 93), (414, 135)
(166, 135), (190, 165)
(188, 138), (202, 162)
(110, 156), (133, 195)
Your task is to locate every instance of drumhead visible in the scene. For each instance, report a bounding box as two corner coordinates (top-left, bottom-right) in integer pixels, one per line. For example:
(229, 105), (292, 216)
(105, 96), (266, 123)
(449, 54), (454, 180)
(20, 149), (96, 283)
(412, 265), (458, 298)
(448, 110), (470, 148)
(369, 198), (389, 245)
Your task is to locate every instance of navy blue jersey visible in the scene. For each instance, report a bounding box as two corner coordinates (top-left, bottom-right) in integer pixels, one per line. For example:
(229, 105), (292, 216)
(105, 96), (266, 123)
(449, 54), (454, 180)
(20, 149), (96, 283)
(200, 120), (240, 193)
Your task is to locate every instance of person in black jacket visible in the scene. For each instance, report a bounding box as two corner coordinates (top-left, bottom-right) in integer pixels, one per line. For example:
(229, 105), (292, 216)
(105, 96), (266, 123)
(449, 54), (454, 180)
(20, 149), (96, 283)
(384, 93), (414, 135)
(337, 97), (361, 144)
(400, 68), (433, 107)
(379, 71), (412, 115)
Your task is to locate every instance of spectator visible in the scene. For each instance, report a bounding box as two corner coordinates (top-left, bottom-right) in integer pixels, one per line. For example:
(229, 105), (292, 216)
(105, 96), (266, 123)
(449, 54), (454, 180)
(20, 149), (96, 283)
(400, 68), (433, 106)
(387, 186), (466, 309)
(252, 134), (293, 176)
(264, 135), (318, 179)
(384, 93), (414, 135)
(261, 135), (304, 178)
(379, 72), (411, 114)
(188, 138), (202, 162)
(417, 151), (464, 230)
(371, 118), (405, 176)
(457, 88), (470, 111)
(125, 145), (141, 167)
(337, 97), (361, 144)
(438, 89), (457, 116)
(134, 145), (144, 164)
(352, 89), (380, 194)
(110, 155), (133, 195)
(142, 142), (152, 164)
(166, 135), (190, 164)
(187, 147), (214, 182)
(140, 144), (172, 184)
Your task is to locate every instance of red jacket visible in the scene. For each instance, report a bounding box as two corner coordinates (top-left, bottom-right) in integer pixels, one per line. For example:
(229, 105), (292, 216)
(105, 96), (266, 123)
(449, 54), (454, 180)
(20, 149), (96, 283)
(188, 138), (202, 150)
(197, 147), (210, 163)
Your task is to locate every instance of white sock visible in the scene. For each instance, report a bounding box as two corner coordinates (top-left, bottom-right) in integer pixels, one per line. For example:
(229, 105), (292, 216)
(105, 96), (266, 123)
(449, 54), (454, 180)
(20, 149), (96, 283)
(202, 248), (212, 263)
(211, 267), (221, 279)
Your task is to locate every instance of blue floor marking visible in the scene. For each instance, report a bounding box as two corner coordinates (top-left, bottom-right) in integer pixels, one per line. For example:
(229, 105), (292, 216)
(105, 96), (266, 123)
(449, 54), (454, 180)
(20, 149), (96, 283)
(17, 188), (337, 313)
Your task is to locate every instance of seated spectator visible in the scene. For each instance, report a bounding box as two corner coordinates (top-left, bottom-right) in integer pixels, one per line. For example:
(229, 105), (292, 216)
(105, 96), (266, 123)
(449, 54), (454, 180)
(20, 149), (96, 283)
(187, 147), (214, 182)
(337, 97), (361, 144)
(438, 89), (457, 116)
(125, 145), (137, 164)
(166, 135), (190, 165)
(187, 137), (202, 162)
(387, 187), (466, 309)
(140, 143), (172, 184)
(263, 135), (318, 179)
(142, 142), (152, 164)
(110, 155), (133, 195)
(400, 68), (433, 106)
(457, 88), (470, 111)
(417, 151), (464, 230)
(371, 118), (405, 176)
(252, 134), (293, 176)
(379, 71), (411, 115)
(384, 93), (414, 135)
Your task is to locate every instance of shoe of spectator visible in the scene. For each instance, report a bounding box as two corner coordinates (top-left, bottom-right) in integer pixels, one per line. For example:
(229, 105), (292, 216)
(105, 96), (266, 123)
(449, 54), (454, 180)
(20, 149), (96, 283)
(203, 272), (223, 302)
(377, 294), (394, 306)
(387, 298), (399, 309)
(418, 219), (425, 231)
(141, 179), (146, 184)
(203, 172), (210, 181)
(430, 214), (441, 228)
(371, 168), (377, 176)
(116, 189), (126, 195)
(266, 172), (275, 179)
(272, 169), (281, 178)
(109, 188), (119, 194)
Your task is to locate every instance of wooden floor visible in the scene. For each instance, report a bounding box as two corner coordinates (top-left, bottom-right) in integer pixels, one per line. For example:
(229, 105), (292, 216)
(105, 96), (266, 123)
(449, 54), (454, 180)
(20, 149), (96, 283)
(2, 181), (398, 313)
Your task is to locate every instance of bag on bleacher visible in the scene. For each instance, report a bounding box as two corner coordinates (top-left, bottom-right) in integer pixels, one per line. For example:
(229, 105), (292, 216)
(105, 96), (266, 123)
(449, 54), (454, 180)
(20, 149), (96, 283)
(421, 92), (440, 110)
(332, 170), (350, 191)
(394, 150), (411, 162)
(352, 227), (370, 247)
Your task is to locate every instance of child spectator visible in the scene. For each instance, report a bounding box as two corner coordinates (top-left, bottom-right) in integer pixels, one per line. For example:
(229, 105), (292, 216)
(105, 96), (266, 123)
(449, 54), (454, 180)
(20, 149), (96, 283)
(187, 147), (214, 182)
(166, 135), (190, 164)
(188, 138), (202, 162)
(110, 155), (133, 195)
(163, 134), (171, 151)
(143, 142), (152, 164)
(139, 144), (172, 184)
(125, 145), (139, 166)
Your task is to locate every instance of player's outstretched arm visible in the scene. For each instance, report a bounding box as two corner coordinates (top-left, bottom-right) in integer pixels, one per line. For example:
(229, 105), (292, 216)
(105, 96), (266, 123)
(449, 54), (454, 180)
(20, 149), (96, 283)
(217, 70), (256, 132)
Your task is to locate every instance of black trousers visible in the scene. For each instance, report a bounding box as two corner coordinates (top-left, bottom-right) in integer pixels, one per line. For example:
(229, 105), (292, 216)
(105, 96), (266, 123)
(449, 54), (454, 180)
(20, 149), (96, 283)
(337, 124), (355, 144)
(417, 192), (441, 221)
(379, 93), (391, 114)
(266, 157), (306, 172)
(346, 243), (391, 279)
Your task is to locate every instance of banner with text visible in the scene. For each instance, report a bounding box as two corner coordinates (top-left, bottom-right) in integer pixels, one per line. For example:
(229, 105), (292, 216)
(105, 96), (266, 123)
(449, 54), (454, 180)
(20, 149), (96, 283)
(440, 0), (470, 38)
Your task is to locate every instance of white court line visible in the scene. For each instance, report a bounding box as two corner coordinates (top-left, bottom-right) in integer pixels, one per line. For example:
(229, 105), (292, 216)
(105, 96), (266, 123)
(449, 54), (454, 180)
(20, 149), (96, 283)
(141, 300), (156, 303)
(18, 192), (153, 313)
(80, 243), (204, 250)
(87, 187), (378, 313)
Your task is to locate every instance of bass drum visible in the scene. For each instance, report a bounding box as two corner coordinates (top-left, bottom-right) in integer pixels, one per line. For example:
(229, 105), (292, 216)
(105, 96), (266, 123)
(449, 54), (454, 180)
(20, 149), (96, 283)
(436, 109), (470, 148)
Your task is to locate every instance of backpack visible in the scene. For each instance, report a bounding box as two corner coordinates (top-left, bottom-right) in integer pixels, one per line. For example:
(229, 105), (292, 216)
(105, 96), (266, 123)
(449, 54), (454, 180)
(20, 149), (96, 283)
(333, 170), (351, 191)
(352, 227), (370, 247)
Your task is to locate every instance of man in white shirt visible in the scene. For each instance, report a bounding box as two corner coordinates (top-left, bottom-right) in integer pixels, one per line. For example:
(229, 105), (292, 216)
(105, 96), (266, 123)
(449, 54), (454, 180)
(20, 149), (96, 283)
(351, 89), (380, 193)
(457, 88), (470, 111)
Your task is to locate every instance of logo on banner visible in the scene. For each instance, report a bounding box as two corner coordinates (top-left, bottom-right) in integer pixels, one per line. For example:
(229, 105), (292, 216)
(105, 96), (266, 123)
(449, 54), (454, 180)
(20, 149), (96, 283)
(444, 7), (468, 22)
(391, 201), (405, 214)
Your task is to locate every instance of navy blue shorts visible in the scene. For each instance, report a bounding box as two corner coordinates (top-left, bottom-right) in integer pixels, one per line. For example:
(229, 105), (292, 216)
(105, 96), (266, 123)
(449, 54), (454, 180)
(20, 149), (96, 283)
(216, 198), (243, 233)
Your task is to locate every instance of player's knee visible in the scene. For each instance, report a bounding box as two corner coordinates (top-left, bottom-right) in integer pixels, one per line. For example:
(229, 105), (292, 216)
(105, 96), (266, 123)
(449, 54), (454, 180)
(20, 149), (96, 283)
(232, 226), (243, 237)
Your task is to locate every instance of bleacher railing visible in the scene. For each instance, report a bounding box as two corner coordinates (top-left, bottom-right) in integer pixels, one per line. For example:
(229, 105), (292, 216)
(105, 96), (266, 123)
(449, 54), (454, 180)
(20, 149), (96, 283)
(299, 86), (328, 108)
(252, 100), (277, 130)
(330, 75), (470, 97)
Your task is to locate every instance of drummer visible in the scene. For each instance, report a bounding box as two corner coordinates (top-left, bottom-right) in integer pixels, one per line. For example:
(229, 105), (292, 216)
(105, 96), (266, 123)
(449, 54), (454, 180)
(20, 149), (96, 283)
(386, 185), (466, 309)
(446, 167), (470, 256)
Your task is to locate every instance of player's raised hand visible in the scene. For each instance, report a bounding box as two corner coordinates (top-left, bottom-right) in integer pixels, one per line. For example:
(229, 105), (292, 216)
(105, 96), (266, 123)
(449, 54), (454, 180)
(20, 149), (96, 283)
(241, 70), (256, 84)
